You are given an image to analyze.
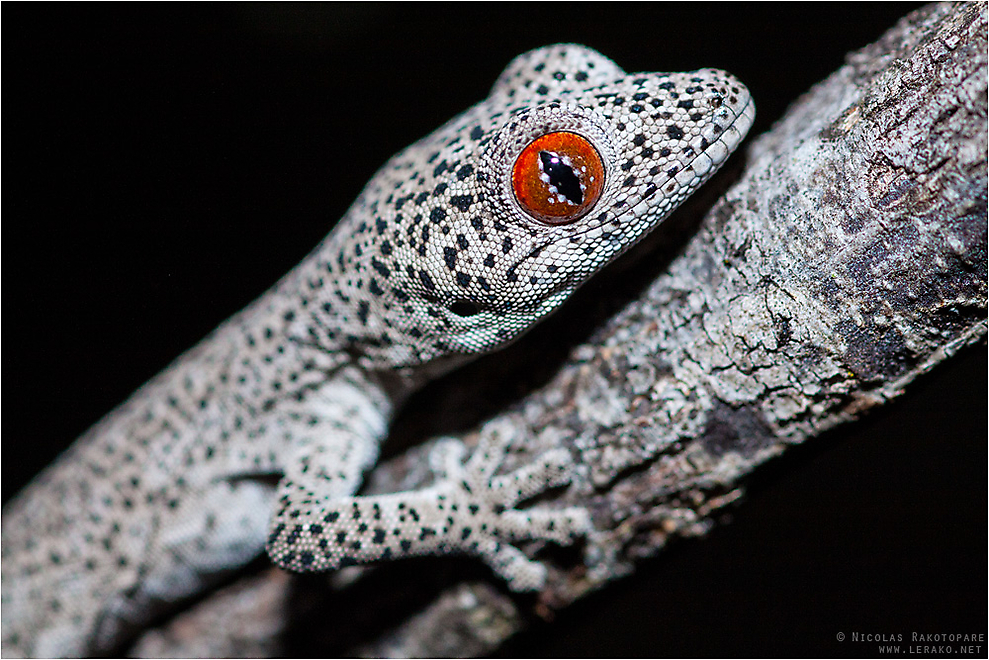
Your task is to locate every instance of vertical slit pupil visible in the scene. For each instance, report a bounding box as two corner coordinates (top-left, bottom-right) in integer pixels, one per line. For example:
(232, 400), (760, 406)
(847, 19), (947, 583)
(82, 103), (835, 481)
(539, 151), (583, 205)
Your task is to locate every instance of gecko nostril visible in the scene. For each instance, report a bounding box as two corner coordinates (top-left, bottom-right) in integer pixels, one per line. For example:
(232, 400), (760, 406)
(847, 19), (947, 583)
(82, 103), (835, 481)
(449, 301), (481, 317)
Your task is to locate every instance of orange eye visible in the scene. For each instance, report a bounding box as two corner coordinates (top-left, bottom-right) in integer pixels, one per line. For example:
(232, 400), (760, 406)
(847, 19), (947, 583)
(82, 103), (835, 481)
(511, 131), (605, 225)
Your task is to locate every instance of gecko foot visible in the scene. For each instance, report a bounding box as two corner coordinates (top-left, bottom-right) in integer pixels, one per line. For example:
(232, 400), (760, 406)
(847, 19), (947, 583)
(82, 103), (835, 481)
(424, 434), (592, 591)
(267, 432), (591, 592)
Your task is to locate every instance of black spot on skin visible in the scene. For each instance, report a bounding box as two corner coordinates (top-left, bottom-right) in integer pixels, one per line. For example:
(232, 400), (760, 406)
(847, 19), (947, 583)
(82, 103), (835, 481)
(449, 195), (473, 211)
(502, 236), (513, 254)
(287, 525), (303, 545)
(419, 270), (436, 291)
(371, 258), (390, 277)
(455, 272), (471, 287)
(357, 301), (370, 325)
(268, 522), (286, 545)
(483, 254), (495, 267)
(667, 125), (685, 140)
(430, 207), (447, 224)
(444, 246), (458, 270)
(457, 164), (474, 180)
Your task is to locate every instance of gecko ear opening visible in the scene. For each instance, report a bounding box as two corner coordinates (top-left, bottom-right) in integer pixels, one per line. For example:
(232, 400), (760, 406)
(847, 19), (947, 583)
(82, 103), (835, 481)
(449, 301), (481, 317)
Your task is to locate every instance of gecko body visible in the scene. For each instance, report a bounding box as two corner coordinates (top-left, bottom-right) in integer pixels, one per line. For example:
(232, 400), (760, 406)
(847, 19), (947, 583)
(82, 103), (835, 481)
(2, 45), (753, 656)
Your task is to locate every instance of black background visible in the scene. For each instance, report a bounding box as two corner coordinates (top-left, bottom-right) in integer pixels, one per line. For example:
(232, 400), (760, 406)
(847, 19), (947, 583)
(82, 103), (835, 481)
(4, 4), (986, 657)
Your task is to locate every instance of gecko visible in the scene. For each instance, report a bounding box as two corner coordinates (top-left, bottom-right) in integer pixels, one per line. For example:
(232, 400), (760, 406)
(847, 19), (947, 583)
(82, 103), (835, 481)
(1, 44), (754, 657)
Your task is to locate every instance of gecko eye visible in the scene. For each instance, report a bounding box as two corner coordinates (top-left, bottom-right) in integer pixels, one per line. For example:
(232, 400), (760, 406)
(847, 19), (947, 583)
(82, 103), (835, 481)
(511, 131), (605, 225)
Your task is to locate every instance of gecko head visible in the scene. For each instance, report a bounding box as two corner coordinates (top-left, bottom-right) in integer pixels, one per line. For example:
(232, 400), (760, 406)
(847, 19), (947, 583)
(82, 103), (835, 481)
(324, 44), (753, 371)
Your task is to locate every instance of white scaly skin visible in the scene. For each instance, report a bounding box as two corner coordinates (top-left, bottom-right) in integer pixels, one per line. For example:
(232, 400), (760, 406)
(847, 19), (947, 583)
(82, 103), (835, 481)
(1, 44), (753, 657)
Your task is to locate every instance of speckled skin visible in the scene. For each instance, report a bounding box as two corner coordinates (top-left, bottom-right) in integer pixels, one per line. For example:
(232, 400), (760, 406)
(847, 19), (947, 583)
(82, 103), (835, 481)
(1, 45), (753, 657)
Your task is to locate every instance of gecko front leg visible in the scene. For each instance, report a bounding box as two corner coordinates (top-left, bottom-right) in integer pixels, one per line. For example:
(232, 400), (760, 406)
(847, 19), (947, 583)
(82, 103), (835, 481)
(267, 384), (591, 591)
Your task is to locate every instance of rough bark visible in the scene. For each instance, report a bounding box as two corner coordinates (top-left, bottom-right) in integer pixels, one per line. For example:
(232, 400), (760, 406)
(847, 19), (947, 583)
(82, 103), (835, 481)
(131, 2), (986, 656)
